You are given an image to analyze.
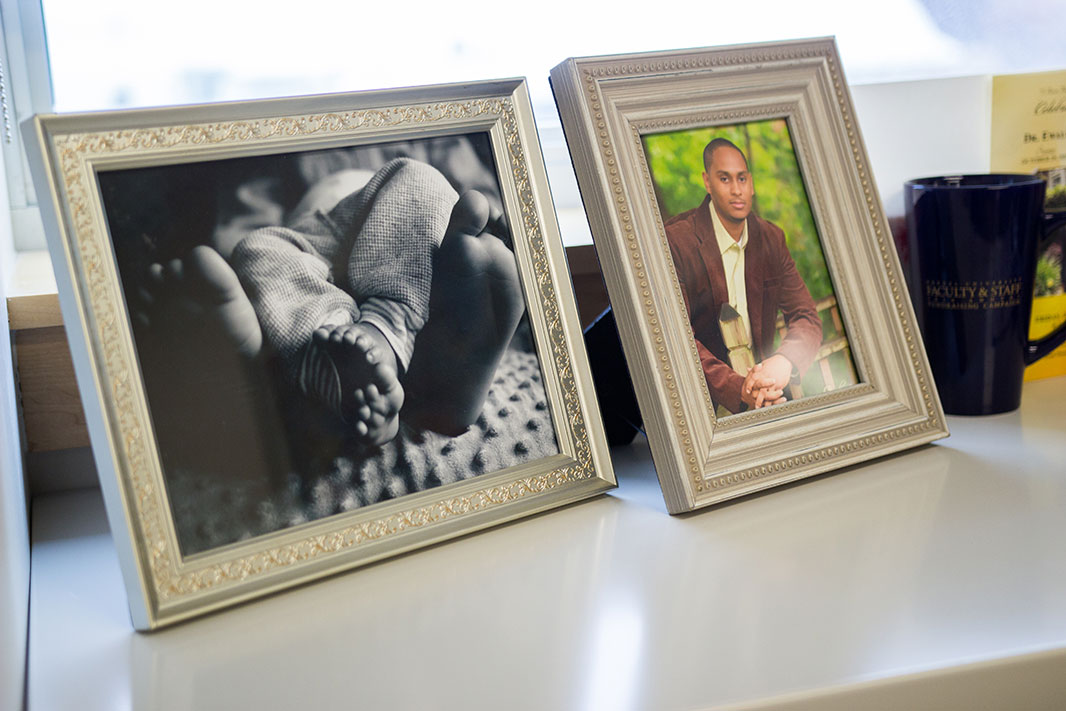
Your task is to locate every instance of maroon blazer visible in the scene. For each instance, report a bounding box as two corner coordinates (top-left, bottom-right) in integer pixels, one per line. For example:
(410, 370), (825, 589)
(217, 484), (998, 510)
(665, 196), (823, 413)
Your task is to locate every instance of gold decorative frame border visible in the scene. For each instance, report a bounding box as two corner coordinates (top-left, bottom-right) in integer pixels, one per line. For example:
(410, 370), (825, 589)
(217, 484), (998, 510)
(25, 80), (614, 628)
(552, 39), (947, 512)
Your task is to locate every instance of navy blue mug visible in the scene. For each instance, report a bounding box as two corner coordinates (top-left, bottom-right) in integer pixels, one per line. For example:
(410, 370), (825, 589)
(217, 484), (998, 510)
(903, 174), (1066, 415)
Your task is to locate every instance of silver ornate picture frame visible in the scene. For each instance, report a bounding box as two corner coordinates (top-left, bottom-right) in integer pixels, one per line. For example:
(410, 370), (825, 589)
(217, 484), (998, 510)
(551, 39), (947, 513)
(24, 79), (614, 629)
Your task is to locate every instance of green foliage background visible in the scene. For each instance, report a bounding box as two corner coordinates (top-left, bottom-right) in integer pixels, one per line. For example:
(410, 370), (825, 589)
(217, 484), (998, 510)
(643, 119), (860, 398)
(1035, 251), (1064, 296)
(642, 119), (833, 301)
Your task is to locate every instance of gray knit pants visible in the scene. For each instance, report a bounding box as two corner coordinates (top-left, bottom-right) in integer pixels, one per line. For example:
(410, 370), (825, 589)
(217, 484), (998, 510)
(231, 158), (459, 385)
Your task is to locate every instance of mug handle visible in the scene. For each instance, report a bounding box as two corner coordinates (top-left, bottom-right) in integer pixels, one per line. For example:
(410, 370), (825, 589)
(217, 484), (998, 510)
(1025, 212), (1066, 364)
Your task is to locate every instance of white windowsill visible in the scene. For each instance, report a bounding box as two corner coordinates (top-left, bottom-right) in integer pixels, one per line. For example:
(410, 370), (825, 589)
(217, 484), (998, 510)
(6, 249), (55, 298)
(25, 377), (1066, 710)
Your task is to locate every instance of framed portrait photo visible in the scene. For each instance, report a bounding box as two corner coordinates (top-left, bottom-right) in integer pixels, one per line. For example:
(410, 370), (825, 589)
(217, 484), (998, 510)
(24, 79), (614, 629)
(551, 38), (947, 513)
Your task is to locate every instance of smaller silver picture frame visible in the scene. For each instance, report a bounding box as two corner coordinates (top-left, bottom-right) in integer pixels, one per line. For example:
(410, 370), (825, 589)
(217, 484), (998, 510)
(552, 38), (947, 513)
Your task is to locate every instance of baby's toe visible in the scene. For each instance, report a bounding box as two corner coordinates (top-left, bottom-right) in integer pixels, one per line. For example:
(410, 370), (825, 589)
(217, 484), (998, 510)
(384, 386), (405, 418)
(354, 334), (377, 363)
(148, 262), (165, 282)
(163, 259), (185, 285)
(350, 388), (371, 420)
(447, 191), (491, 238)
(367, 380), (398, 403)
(362, 381), (391, 415)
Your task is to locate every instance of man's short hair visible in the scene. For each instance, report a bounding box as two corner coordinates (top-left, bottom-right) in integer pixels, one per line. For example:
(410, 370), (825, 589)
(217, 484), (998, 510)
(703, 138), (749, 172)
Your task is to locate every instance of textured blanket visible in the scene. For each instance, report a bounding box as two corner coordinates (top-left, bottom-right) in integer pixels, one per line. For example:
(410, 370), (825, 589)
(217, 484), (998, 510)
(169, 348), (557, 555)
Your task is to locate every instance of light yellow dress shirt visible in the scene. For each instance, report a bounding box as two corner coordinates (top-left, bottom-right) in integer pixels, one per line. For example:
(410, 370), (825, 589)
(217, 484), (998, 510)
(709, 203), (751, 344)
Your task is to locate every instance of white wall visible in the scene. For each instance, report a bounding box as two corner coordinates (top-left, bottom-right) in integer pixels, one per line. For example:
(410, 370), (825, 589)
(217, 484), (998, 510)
(852, 75), (993, 219)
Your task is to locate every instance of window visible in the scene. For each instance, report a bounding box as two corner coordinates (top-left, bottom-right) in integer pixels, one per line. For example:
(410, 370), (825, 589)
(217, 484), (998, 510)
(4, 0), (1065, 253)
(1, 0), (51, 254)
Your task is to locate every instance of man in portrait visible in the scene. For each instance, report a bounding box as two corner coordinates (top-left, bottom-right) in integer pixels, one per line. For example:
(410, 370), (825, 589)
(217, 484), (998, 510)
(665, 137), (823, 414)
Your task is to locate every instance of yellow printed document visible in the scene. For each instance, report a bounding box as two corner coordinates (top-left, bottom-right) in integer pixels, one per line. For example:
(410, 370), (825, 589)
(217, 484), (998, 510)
(992, 70), (1066, 381)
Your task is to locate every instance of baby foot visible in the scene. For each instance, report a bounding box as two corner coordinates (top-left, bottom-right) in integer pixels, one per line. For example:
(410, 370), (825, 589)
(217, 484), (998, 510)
(139, 245), (263, 359)
(134, 246), (284, 490)
(403, 190), (526, 435)
(304, 322), (404, 446)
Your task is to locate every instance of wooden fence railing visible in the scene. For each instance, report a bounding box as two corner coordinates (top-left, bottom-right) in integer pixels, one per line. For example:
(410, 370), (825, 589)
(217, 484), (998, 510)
(775, 295), (852, 398)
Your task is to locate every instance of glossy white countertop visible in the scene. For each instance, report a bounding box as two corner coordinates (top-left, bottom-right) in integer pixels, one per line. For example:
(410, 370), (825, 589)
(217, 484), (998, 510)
(28, 378), (1066, 710)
